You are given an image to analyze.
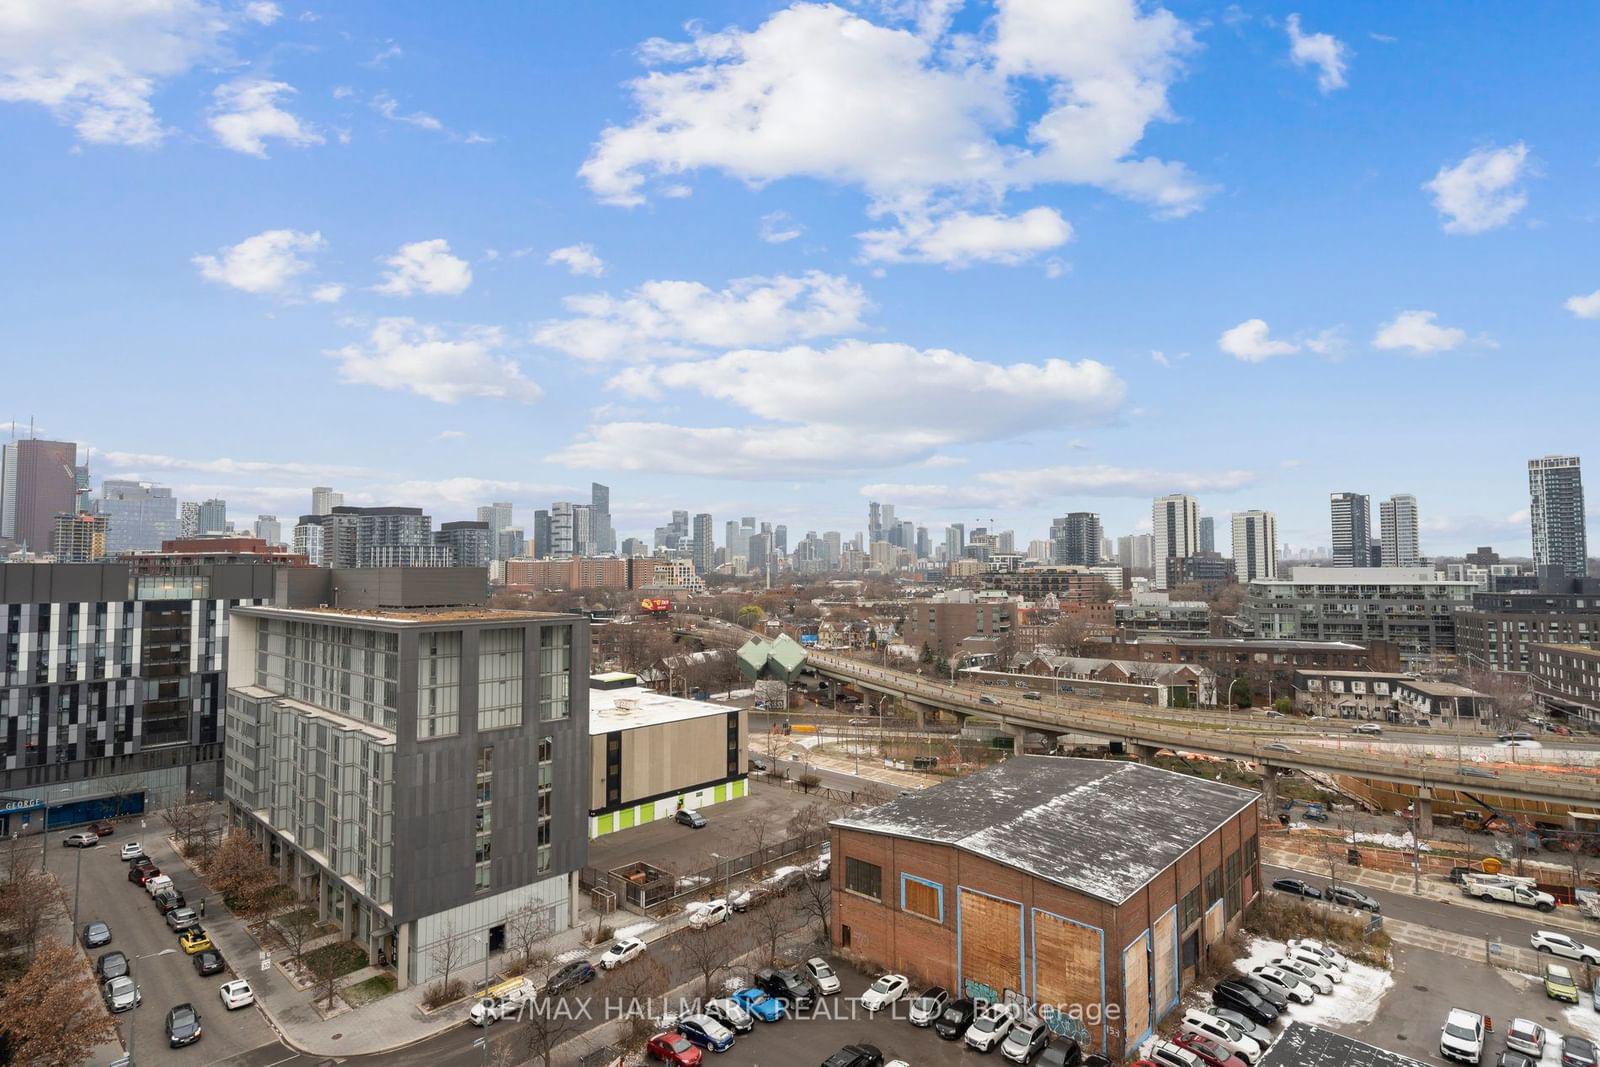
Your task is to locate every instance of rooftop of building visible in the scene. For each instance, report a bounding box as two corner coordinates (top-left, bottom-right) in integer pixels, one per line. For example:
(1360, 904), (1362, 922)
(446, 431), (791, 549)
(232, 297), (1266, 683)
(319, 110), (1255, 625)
(235, 604), (566, 625)
(1258, 1023), (1427, 1067)
(1397, 678), (1488, 698)
(1293, 668), (1412, 679)
(588, 683), (739, 734)
(832, 756), (1255, 905)
(1258, 567), (1475, 585)
(1108, 636), (1368, 651)
(1533, 642), (1600, 656)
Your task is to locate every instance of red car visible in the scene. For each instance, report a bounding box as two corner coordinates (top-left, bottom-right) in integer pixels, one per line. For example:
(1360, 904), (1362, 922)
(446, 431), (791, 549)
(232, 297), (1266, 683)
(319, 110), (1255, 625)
(646, 1032), (704, 1066)
(130, 864), (162, 886)
(1174, 1032), (1249, 1067)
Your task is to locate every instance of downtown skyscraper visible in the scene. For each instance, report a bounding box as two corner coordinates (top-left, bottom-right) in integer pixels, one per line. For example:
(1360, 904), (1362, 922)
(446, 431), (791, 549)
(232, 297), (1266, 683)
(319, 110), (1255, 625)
(1151, 494), (1199, 590)
(1330, 492), (1372, 568)
(1378, 494), (1421, 567)
(1529, 455), (1587, 580)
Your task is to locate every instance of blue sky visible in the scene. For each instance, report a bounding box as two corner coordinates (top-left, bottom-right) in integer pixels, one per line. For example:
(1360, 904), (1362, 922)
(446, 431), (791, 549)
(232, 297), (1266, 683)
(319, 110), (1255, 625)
(4, 1), (1598, 555)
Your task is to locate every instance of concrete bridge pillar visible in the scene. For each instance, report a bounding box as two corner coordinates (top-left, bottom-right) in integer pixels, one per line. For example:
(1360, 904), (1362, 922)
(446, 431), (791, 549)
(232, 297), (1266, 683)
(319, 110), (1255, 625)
(1415, 788), (1433, 841)
(1261, 764), (1280, 815)
(1130, 743), (1161, 764)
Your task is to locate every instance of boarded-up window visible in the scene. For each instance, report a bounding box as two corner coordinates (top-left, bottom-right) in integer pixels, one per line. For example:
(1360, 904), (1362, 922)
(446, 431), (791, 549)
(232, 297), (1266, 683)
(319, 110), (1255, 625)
(901, 875), (943, 922)
(958, 889), (1022, 1002)
(845, 857), (882, 900)
(1151, 908), (1178, 1014)
(1121, 932), (1151, 1050)
(1204, 900), (1223, 945)
(1033, 910), (1104, 1053)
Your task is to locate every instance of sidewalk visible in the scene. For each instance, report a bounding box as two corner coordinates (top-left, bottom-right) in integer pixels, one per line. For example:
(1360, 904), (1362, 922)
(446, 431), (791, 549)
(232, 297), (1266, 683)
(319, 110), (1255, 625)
(200, 882), (705, 1057)
(1264, 845), (1600, 938)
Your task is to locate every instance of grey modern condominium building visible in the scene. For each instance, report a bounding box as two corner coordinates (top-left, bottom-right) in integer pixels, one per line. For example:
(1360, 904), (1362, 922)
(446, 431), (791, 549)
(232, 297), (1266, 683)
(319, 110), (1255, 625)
(223, 594), (588, 989)
(1529, 455), (1587, 580)
(1050, 512), (1102, 566)
(1329, 492), (1371, 568)
(0, 562), (275, 834)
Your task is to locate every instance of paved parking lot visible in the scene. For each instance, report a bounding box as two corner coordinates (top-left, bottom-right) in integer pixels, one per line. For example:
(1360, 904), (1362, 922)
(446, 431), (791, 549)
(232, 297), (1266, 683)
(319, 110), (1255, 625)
(63, 823), (278, 1065)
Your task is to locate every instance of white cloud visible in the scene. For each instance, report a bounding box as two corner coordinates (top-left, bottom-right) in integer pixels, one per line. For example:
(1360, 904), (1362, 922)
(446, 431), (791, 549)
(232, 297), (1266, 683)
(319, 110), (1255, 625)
(1218, 318), (1299, 362)
(0, 0), (233, 146)
(243, 2), (281, 25)
(193, 229), (324, 294)
(581, 1), (1210, 258)
(371, 91), (442, 131)
(1423, 143), (1533, 234)
(100, 451), (372, 479)
(759, 211), (804, 244)
(1564, 289), (1600, 319)
(373, 239), (472, 296)
(556, 340), (1126, 477)
(534, 271), (870, 361)
(546, 243), (606, 277)
(208, 78), (322, 156)
(858, 206), (1072, 267)
(332, 84), (354, 99)
(310, 283), (345, 304)
(861, 463), (1258, 510)
(1286, 14), (1349, 93)
(1372, 309), (1467, 354)
(367, 40), (402, 67)
(436, 430), (466, 441)
(327, 318), (541, 404)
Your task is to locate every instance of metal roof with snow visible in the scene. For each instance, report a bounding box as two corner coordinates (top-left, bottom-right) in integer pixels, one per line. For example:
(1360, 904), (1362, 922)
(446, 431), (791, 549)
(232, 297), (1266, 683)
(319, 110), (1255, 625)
(1257, 1022), (1428, 1067)
(832, 755), (1256, 905)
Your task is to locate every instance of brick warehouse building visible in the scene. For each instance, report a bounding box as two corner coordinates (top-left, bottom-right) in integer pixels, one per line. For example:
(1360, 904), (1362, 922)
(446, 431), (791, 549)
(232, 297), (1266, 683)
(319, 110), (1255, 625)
(830, 757), (1259, 1060)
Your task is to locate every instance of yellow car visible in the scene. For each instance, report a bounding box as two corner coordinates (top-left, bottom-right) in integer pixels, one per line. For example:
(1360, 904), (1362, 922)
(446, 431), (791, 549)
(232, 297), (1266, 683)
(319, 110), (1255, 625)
(179, 928), (214, 955)
(1544, 962), (1579, 1003)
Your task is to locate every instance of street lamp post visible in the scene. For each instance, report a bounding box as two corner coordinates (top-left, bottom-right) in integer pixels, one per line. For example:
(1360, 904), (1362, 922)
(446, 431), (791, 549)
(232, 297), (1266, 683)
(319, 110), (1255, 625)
(125, 948), (178, 1066)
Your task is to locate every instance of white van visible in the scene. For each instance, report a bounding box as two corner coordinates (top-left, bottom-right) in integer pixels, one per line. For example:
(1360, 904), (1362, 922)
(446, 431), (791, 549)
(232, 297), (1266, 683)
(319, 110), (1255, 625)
(143, 874), (175, 898)
(469, 978), (535, 1026)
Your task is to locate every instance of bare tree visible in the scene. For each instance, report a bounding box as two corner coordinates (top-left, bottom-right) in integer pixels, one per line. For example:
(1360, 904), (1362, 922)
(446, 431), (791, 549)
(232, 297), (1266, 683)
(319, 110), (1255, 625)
(428, 925), (466, 1004)
(506, 900), (554, 975)
(750, 893), (791, 967)
(165, 794), (219, 859)
(0, 843), (54, 959)
(521, 989), (586, 1067)
(604, 954), (672, 1047)
(744, 815), (777, 879)
(0, 937), (117, 1063)
(306, 943), (345, 1012)
(796, 873), (833, 946)
(1045, 613), (1093, 658)
(678, 921), (741, 999)
(280, 902), (320, 964)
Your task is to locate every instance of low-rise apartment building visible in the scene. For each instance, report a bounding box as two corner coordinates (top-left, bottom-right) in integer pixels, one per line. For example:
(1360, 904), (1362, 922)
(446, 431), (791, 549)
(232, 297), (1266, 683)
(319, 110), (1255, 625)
(1454, 579), (1600, 676)
(1114, 592), (1210, 636)
(902, 592), (1013, 658)
(1088, 635), (1392, 707)
(1531, 643), (1600, 727)
(223, 592), (587, 989)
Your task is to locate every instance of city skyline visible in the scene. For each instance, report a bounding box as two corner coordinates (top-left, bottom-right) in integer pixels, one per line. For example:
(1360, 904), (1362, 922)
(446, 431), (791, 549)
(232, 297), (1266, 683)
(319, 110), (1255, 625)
(6, 4), (1600, 553)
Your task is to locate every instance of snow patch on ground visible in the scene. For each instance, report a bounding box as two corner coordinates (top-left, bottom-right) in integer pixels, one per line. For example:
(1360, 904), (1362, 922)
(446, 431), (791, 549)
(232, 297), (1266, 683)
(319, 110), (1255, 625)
(1565, 1000), (1600, 1046)
(614, 920), (656, 940)
(553, 948), (589, 963)
(1235, 938), (1394, 1029)
(1344, 831), (1431, 851)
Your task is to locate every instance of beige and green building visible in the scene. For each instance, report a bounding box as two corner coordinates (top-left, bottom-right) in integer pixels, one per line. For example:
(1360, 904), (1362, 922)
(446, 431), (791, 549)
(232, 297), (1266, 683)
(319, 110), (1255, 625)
(588, 673), (748, 838)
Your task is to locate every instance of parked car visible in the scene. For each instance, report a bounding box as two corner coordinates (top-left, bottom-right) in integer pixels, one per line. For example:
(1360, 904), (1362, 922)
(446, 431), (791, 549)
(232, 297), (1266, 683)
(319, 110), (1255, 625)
(1001, 1017), (1052, 1063)
(1251, 965), (1315, 1004)
(179, 928), (214, 955)
(859, 973), (908, 1011)
(128, 862), (161, 885)
(1324, 885), (1381, 912)
(1210, 1009), (1267, 1043)
(102, 976), (141, 1013)
(544, 960), (596, 994)
(1232, 975), (1288, 1012)
(804, 957), (840, 995)
(1211, 981), (1278, 1027)
(1287, 938), (1348, 970)
(64, 831), (99, 847)
(97, 951), (130, 981)
(142, 874), (175, 898)
(119, 841), (144, 861)
(152, 889), (188, 914)
(90, 820), (115, 836)
(1439, 1007), (1485, 1064)
(821, 1045), (884, 1067)
(730, 886), (770, 912)
(165, 907), (200, 932)
(645, 1032), (703, 1067)
(1564, 1035), (1600, 1067)
(908, 986), (949, 1027)
(1181, 1009), (1263, 1065)
(754, 968), (814, 1010)
(934, 998), (977, 1040)
(600, 936), (645, 970)
(166, 1003), (203, 1047)
(1139, 1038), (1204, 1067)
(1281, 945), (1342, 982)
(807, 853), (830, 880)
(747, 757), (768, 772)
(1172, 1031), (1249, 1067)
(1505, 1018), (1547, 1058)
(219, 979), (255, 1010)
(1546, 963), (1581, 1003)
(704, 997), (754, 1034)
(193, 949), (226, 976)
(690, 899), (730, 929)
(1270, 877), (1322, 900)
(675, 809), (707, 829)
(677, 1014), (735, 1054)
(1531, 931), (1600, 964)
(965, 1004), (1018, 1052)
(1037, 1038), (1088, 1067)
(1497, 1052), (1538, 1067)
(729, 986), (785, 1022)
(1268, 957), (1333, 995)
(81, 921), (112, 949)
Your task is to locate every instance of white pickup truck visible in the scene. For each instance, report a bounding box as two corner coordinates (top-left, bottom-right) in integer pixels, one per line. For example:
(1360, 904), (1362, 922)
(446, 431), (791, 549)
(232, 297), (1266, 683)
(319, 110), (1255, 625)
(1462, 874), (1556, 912)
